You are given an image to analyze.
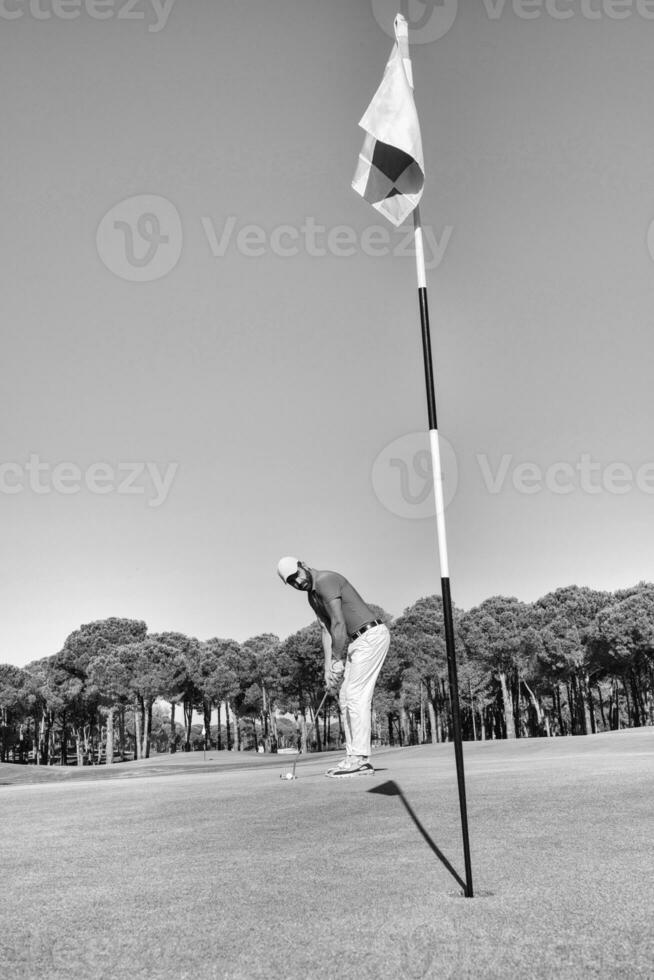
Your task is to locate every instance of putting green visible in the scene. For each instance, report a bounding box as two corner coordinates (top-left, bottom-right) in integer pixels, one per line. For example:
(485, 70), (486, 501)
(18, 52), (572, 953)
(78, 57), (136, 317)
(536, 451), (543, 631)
(2, 729), (653, 978)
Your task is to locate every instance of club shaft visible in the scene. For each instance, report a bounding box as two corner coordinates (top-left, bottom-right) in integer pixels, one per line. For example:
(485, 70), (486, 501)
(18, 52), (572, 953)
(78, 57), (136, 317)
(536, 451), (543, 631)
(292, 692), (329, 775)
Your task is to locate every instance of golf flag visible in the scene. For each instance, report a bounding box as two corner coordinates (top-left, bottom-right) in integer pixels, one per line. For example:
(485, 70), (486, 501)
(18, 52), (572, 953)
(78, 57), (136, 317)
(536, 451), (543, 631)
(352, 13), (424, 227)
(352, 13), (474, 898)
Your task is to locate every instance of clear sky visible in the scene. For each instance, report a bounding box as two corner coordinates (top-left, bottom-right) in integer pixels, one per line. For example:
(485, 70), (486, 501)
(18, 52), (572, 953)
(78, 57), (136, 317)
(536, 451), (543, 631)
(2, 0), (654, 668)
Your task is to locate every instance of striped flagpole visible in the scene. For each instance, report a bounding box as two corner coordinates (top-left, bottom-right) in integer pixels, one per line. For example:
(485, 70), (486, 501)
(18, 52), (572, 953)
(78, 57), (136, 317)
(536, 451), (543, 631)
(414, 207), (473, 898)
(397, 18), (474, 899)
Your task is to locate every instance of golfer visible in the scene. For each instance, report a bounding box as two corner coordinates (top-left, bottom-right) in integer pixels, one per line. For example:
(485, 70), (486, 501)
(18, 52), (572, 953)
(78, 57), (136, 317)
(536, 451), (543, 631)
(277, 557), (390, 777)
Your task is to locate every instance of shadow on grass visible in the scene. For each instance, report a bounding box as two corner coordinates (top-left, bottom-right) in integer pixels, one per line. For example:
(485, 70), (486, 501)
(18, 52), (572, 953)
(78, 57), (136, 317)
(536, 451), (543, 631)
(368, 780), (466, 893)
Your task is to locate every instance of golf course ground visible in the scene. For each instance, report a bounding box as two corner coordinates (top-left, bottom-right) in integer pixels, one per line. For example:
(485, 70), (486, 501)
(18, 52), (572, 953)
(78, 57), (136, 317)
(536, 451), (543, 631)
(2, 728), (653, 979)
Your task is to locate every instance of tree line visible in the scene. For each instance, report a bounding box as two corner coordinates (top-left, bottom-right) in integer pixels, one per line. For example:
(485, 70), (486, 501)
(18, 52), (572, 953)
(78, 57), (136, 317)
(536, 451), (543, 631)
(1, 582), (652, 765)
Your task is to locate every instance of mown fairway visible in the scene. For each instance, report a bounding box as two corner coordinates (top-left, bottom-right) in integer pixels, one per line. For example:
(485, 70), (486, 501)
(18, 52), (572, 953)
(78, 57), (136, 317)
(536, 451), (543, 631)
(2, 729), (653, 979)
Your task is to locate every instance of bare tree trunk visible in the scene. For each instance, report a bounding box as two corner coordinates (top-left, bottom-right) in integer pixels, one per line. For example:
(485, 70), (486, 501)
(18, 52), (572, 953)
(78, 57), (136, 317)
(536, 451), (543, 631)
(583, 673), (597, 734)
(622, 676), (632, 728)
(203, 700), (211, 750)
(237, 708), (242, 752)
(553, 685), (564, 735)
(400, 704), (410, 745)
(183, 699), (193, 751)
(564, 680), (573, 733)
(313, 701), (322, 752)
(33, 713), (41, 765)
(441, 678), (451, 741)
(630, 669), (644, 728)
(75, 728), (83, 767)
(118, 707), (126, 760)
(261, 684), (269, 737)
(409, 709), (418, 745)
(105, 707), (115, 765)
(498, 671), (516, 739)
(427, 700), (438, 744)
(169, 701), (177, 753)
(512, 671), (523, 738)
(225, 700), (232, 750)
(141, 699), (152, 758)
(522, 679), (546, 736)
(216, 702), (222, 750)
(569, 675), (585, 735)
(469, 681), (477, 742)
(596, 685), (608, 732)
(134, 699), (143, 761)
(609, 677), (620, 729)
(39, 711), (47, 765)
(60, 711), (67, 766)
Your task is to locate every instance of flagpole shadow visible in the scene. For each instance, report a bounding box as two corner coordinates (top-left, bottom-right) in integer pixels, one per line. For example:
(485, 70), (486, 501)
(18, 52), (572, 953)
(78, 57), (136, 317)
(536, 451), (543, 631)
(368, 780), (466, 893)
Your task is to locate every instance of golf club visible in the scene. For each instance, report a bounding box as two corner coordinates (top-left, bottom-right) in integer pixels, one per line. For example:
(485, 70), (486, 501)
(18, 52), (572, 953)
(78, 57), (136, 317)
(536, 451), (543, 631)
(280, 689), (330, 781)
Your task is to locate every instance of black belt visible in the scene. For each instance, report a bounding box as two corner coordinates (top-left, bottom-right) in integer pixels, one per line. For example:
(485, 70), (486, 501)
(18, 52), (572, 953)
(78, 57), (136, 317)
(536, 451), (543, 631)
(350, 619), (383, 640)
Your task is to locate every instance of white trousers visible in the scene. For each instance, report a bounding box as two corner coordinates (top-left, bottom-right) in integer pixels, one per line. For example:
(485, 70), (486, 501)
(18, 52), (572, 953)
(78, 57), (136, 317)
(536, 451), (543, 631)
(339, 623), (390, 758)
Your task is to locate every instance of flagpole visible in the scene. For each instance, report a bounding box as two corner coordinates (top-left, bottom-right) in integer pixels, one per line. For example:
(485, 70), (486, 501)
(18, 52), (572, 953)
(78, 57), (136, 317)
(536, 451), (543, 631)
(398, 19), (474, 899)
(414, 208), (473, 898)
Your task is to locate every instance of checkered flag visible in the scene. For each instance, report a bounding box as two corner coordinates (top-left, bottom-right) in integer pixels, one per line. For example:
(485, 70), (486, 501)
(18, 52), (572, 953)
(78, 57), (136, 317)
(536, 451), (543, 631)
(352, 13), (424, 227)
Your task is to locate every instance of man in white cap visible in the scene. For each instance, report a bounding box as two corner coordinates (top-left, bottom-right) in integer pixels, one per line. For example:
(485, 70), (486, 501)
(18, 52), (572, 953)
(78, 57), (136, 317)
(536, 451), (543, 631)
(277, 557), (390, 777)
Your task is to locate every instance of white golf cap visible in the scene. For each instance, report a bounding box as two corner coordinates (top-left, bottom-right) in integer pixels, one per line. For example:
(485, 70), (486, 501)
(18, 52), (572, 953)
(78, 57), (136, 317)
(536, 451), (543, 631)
(277, 556), (300, 583)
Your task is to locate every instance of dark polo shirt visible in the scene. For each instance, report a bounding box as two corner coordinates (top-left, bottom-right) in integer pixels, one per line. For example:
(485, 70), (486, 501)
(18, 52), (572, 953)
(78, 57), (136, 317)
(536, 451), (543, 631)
(307, 569), (375, 637)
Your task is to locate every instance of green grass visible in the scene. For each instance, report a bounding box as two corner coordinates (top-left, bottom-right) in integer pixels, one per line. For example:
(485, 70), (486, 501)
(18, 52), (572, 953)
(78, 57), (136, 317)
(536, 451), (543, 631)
(2, 729), (653, 979)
